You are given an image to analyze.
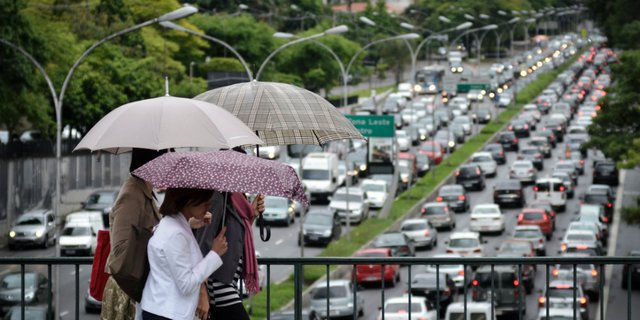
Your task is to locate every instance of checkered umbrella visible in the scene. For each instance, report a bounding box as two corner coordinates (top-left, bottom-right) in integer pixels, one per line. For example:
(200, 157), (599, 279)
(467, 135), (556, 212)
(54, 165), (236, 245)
(194, 81), (364, 145)
(132, 150), (308, 206)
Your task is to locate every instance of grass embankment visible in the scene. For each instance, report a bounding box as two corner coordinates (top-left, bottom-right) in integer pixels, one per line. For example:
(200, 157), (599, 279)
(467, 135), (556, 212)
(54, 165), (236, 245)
(248, 52), (581, 319)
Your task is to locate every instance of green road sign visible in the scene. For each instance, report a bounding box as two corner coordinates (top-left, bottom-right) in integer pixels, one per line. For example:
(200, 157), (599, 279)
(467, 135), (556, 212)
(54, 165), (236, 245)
(457, 83), (490, 93)
(345, 115), (395, 138)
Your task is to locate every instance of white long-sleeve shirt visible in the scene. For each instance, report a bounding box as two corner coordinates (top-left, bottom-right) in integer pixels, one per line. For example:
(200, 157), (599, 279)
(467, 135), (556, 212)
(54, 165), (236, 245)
(140, 213), (222, 320)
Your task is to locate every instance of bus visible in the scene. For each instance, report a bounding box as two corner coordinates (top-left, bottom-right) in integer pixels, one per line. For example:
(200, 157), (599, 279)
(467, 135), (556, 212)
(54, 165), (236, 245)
(414, 65), (446, 94)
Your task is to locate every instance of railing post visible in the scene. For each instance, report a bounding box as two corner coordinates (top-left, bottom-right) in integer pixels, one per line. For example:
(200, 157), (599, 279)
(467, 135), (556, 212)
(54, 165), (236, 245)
(294, 263), (303, 320)
(266, 264), (271, 320)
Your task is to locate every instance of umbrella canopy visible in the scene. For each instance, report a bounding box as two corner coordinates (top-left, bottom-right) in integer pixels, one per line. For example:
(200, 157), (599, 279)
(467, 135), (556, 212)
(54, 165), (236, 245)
(132, 151), (308, 206)
(74, 96), (263, 154)
(194, 81), (365, 145)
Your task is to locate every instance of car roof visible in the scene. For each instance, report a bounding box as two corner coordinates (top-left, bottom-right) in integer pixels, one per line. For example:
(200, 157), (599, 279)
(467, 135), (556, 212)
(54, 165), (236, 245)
(538, 308), (574, 316)
(495, 180), (522, 188)
(314, 279), (351, 288)
(402, 218), (429, 225)
(450, 231), (480, 239)
(472, 152), (492, 157)
(423, 202), (447, 207)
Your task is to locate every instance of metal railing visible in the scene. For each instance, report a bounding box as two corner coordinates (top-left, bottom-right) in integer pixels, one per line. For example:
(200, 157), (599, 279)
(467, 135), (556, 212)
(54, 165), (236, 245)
(1, 256), (639, 320)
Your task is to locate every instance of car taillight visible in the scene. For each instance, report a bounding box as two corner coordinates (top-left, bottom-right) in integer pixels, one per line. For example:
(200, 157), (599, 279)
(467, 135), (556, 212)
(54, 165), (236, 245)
(458, 270), (465, 276)
(604, 216), (609, 223)
(473, 248), (482, 253)
(552, 269), (560, 276)
(472, 279), (478, 286)
(592, 269), (598, 277)
(561, 243), (567, 251)
(534, 186), (539, 192)
(539, 238), (544, 244)
(524, 124), (529, 130)
(517, 214), (523, 222)
(513, 279), (520, 287)
(458, 195), (466, 201)
(559, 186), (565, 191)
(580, 160), (585, 164)
(424, 230), (430, 236)
(443, 288), (451, 297)
(580, 297), (587, 305)
(456, 170), (460, 176)
(577, 245), (588, 250)
(476, 169), (481, 175)
(446, 249), (454, 253)
(508, 125), (513, 130)
(539, 297), (546, 305)
(514, 138), (519, 144)
(557, 126), (562, 131)
(436, 196), (444, 202)
(421, 208), (426, 214)
(607, 203), (612, 208)
(499, 151), (504, 156)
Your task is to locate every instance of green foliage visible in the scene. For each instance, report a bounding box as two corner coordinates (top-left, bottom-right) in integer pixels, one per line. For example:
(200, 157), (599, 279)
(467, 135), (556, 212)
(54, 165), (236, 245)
(201, 57), (246, 73)
(621, 197), (640, 225)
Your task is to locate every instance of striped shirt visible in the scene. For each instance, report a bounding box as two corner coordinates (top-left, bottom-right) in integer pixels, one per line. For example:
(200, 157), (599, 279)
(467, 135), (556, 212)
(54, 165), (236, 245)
(206, 257), (243, 307)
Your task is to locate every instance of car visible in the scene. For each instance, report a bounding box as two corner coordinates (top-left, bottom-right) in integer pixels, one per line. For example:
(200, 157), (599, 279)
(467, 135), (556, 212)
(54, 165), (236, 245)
(509, 160), (537, 184)
(337, 161), (358, 187)
(578, 204), (610, 235)
(472, 107), (493, 124)
(436, 184), (469, 213)
(497, 93), (513, 108)
(383, 95), (402, 114)
(528, 137), (552, 158)
(471, 265), (527, 316)
(82, 190), (119, 228)
(329, 187), (369, 224)
(0, 272), (52, 315)
(541, 120), (565, 142)
(552, 255), (602, 300)
(518, 208), (554, 240)
(396, 130), (411, 151)
(450, 97), (470, 114)
(554, 161), (579, 185)
(497, 239), (536, 258)
(300, 210), (341, 247)
(452, 116), (472, 135)
(409, 273), (456, 311)
(309, 280), (364, 319)
(583, 187), (615, 219)
(446, 231), (484, 258)
(397, 82), (414, 100)
(470, 204), (505, 234)
(434, 109), (452, 127)
(512, 225), (547, 256)
(415, 153), (431, 177)
(449, 123), (466, 143)
(534, 130), (557, 148)
(468, 89), (485, 102)
(551, 171), (576, 199)
(7, 209), (56, 250)
(622, 250), (640, 290)
(59, 222), (97, 256)
(360, 179), (388, 209)
(497, 131), (519, 151)
(400, 219), (438, 249)
(434, 130), (456, 152)
(470, 152), (498, 177)
(518, 147), (544, 170)
(418, 140), (444, 165)
(445, 302), (497, 320)
(560, 230), (604, 255)
(424, 254), (472, 290)
(518, 112), (537, 130)
(565, 151), (585, 174)
(455, 164), (485, 191)
(492, 179), (526, 208)
(534, 178), (567, 212)
(484, 143), (506, 165)
(508, 118), (531, 137)
(592, 159), (619, 186)
(523, 104), (541, 121)
(420, 202), (456, 230)
(538, 281), (589, 320)
(359, 99), (377, 114)
(353, 248), (400, 287)
(269, 310), (319, 320)
(372, 232), (415, 257)
(378, 295), (437, 320)
(261, 196), (296, 226)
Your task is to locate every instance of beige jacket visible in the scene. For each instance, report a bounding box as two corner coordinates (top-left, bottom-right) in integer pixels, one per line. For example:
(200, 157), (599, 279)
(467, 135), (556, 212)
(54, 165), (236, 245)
(105, 176), (161, 273)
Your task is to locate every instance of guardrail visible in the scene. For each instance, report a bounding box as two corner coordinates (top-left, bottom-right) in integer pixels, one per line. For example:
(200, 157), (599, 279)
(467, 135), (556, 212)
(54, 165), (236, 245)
(1, 256), (638, 320)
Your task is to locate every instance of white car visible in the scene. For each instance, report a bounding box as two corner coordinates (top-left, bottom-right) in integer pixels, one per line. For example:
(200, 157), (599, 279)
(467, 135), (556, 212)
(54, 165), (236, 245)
(329, 187), (369, 224)
(400, 219), (437, 249)
(378, 295), (437, 320)
(446, 231), (484, 257)
(397, 82), (414, 100)
(424, 253), (471, 289)
(497, 93), (513, 107)
(450, 97), (470, 114)
(254, 145), (281, 160)
(396, 130), (410, 152)
(360, 179), (388, 209)
(509, 160), (537, 183)
(470, 152), (498, 177)
(523, 104), (541, 121)
(452, 116), (472, 135)
(469, 204), (505, 234)
(59, 222), (97, 256)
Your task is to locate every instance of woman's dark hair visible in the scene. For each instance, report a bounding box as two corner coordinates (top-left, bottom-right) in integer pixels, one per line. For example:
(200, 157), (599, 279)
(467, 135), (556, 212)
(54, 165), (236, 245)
(159, 188), (214, 217)
(130, 148), (169, 173)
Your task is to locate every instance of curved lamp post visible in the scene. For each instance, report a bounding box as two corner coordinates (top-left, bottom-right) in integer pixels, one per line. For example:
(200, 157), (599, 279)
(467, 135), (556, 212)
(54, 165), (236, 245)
(475, 24), (498, 62)
(448, 24), (497, 58)
(159, 21), (253, 81)
(410, 21), (473, 78)
(1, 5), (197, 319)
(255, 25), (349, 80)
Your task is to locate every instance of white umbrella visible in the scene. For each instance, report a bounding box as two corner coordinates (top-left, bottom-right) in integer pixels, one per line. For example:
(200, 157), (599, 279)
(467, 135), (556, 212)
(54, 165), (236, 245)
(74, 96), (263, 153)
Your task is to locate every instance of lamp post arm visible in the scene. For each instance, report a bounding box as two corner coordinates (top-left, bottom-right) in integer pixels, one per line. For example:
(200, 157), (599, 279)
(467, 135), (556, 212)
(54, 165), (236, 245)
(256, 32), (326, 80)
(346, 36), (405, 80)
(164, 25), (253, 81)
(0, 39), (60, 114)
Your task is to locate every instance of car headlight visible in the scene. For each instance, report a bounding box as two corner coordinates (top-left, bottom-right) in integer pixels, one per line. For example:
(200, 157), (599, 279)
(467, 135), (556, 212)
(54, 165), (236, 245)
(489, 92), (495, 98)
(9, 231), (16, 238)
(268, 152), (276, 159)
(497, 88), (503, 93)
(35, 230), (44, 238)
(322, 230), (332, 237)
(24, 292), (35, 301)
(103, 207), (112, 215)
(451, 67), (456, 72)
(429, 85), (436, 91)
(457, 67), (463, 72)
(448, 141), (456, 148)
(414, 84), (422, 92)
(420, 135), (426, 140)
(302, 229), (307, 235)
(288, 207), (294, 213)
(477, 94), (483, 100)
(401, 176), (409, 183)
(359, 164), (367, 171)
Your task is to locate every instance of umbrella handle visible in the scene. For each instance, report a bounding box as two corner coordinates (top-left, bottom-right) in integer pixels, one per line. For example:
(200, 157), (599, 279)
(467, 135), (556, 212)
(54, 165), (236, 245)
(257, 214), (271, 242)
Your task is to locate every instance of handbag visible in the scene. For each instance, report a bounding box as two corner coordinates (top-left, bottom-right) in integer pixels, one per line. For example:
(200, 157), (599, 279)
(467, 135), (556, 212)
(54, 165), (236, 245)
(89, 230), (111, 301)
(108, 203), (153, 302)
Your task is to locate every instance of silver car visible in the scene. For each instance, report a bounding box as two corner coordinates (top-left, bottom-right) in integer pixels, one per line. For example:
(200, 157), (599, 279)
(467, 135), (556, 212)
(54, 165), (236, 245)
(400, 219), (438, 249)
(310, 279), (364, 319)
(553, 253), (602, 300)
(512, 225), (546, 256)
(7, 209), (57, 250)
(509, 160), (537, 183)
(425, 253), (472, 290)
(420, 202), (456, 230)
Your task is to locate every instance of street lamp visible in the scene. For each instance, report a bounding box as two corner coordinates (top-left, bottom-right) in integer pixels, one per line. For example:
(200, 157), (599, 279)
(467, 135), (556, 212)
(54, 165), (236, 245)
(508, 17), (521, 56)
(524, 18), (537, 51)
(438, 16), (452, 24)
(410, 21), (472, 81)
(159, 21), (253, 81)
(1, 5), (197, 319)
(475, 24), (498, 62)
(464, 14), (476, 21)
(255, 25), (349, 80)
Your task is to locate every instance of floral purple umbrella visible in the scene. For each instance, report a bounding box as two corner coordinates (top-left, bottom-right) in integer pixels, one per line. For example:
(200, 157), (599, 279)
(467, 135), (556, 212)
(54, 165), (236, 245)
(132, 150), (308, 206)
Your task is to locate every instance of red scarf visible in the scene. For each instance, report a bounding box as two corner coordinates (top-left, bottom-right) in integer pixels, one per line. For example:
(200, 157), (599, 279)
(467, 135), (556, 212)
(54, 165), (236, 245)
(230, 192), (260, 295)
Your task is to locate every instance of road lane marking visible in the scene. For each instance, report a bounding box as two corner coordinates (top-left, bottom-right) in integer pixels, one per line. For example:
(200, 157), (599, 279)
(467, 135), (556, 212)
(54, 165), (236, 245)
(275, 239), (284, 245)
(60, 311), (69, 317)
(596, 169), (626, 320)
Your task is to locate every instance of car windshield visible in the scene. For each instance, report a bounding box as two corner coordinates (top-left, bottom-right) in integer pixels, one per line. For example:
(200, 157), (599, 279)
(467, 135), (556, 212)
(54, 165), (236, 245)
(62, 226), (91, 236)
(362, 183), (385, 192)
(385, 302), (423, 313)
(523, 211), (544, 220)
(530, 140), (545, 146)
(413, 274), (445, 286)
(423, 206), (446, 215)
(557, 164), (574, 170)
(332, 193), (363, 203)
(449, 238), (479, 248)
(521, 149), (538, 155)
(87, 193), (114, 205)
(474, 207), (498, 214)
(1, 274), (36, 289)
(501, 242), (530, 252)
(472, 155), (492, 162)
(513, 163), (531, 169)
(375, 234), (405, 246)
(305, 214), (332, 226)
(312, 286), (347, 299)
(401, 222), (428, 231)
(16, 215), (43, 226)
(440, 187), (462, 196)
(548, 288), (574, 298)
(585, 194), (608, 203)
(514, 229), (541, 238)
(265, 197), (289, 208)
(302, 169), (329, 180)
(566, 234), (594, 241)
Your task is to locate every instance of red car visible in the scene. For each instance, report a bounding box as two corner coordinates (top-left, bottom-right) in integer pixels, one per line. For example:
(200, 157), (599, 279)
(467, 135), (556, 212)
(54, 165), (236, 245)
(418, 140), (444, 165)
(517, 208), (553, 240)
(353, 248), (401, 287)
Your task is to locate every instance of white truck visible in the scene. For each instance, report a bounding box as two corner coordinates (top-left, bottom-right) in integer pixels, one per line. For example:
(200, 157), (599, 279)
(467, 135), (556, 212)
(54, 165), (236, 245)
(302, 152), (339, 202)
